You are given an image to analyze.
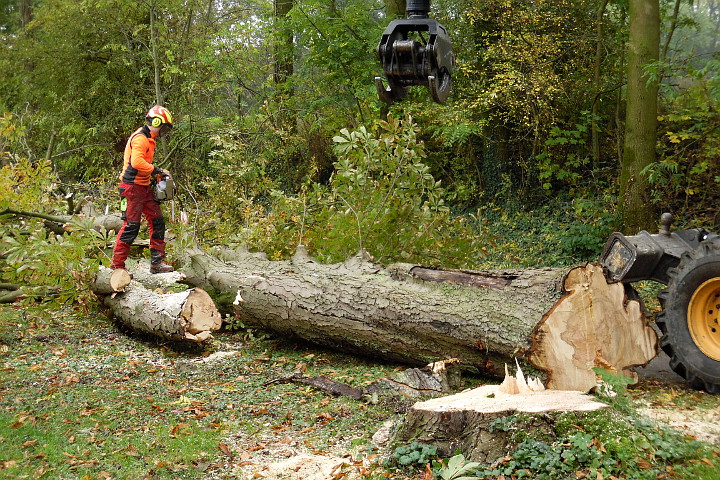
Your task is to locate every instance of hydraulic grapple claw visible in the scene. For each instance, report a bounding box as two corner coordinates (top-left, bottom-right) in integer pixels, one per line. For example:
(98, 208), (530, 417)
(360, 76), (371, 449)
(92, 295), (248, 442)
(376, 0), (454, 104)
(428, 73), (451, 104)
(375, 77), (408, 104)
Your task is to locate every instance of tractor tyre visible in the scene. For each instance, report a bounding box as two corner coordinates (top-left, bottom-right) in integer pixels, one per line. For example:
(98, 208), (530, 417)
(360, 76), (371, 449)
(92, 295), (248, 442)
(657, 238), (720, 394)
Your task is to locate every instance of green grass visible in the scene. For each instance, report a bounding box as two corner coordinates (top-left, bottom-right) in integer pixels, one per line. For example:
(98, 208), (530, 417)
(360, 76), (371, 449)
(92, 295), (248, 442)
(0, 302), (400, 479)
(1, 294), (719, 480)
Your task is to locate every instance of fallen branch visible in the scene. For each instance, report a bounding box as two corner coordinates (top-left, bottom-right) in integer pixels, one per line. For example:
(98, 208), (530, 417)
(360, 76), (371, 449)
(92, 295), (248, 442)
(0, 208), (123, 234)
(263, 358), (462, 401)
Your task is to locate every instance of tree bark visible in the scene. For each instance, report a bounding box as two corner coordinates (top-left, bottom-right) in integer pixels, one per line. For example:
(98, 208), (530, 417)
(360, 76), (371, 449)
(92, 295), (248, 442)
(94, 282), (222, 342)
(177, 245), (657, 390)
(591, 0), (610, 168)
(619, 0), (660, 231)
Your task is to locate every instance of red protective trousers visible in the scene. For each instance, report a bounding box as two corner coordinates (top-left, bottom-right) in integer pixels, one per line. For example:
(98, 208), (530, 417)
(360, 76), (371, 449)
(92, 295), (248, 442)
(110, 183), (166, 269)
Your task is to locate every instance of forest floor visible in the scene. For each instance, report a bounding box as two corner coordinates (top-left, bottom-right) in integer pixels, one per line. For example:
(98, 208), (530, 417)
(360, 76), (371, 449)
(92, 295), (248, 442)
(1, 302), (719, 480)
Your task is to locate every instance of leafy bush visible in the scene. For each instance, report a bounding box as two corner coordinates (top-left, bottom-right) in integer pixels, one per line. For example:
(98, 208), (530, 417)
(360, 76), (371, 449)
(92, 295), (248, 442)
(199, 115), (482, 267)
(0, 158), (107, 305)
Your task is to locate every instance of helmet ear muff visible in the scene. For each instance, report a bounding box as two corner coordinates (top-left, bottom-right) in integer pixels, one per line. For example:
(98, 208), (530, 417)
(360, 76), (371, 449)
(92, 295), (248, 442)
(151, 117), (162, 128)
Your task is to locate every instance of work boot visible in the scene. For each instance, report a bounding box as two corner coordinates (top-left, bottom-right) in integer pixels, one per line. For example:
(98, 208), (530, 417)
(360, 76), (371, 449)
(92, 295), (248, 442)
(150, 261), (174, 274)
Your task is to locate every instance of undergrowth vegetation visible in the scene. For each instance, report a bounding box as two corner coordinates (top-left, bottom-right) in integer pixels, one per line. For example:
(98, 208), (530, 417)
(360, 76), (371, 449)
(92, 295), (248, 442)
(196, 114), (617, 269)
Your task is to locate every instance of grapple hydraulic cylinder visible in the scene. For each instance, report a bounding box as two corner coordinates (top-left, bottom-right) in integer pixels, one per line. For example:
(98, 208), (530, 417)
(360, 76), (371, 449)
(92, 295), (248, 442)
(375, 0), (455, 104)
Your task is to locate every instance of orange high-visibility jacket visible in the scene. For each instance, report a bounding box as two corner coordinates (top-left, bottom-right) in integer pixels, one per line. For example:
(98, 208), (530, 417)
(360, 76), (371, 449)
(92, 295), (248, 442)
(119, 125), (159, 186)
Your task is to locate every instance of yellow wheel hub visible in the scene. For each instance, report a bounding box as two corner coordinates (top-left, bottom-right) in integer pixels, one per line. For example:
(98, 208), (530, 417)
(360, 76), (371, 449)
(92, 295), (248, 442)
(689, 277), (720, 362)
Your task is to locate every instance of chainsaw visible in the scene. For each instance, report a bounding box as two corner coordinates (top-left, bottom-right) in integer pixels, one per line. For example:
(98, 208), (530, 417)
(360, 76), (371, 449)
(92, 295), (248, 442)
(153, 172), (175, 202)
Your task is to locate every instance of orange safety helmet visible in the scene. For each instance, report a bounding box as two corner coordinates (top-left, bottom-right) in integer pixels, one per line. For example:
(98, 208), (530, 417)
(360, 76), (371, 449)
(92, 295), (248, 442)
(146, 105), (174, 129)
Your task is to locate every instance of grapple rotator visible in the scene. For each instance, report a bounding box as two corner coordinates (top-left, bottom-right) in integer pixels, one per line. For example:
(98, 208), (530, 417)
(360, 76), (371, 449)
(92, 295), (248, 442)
(375, 0), (455, 104)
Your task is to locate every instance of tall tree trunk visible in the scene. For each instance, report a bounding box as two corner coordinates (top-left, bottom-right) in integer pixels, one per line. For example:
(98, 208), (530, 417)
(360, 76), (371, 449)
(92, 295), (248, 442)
(273, 0), (294, 85)
(592, 0), (610, 169)
(619, 0), (660, 232)
(19, 0), (32, 29)
(661, 0), (682, 66)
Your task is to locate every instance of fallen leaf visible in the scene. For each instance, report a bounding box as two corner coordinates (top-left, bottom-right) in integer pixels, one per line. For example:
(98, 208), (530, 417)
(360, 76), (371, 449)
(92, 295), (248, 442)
(218, 443), (234, 460)
(421, 463), (435, 480)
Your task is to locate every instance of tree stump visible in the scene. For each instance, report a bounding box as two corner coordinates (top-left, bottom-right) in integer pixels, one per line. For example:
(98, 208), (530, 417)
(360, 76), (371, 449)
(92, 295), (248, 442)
(393, 384), (609, 463)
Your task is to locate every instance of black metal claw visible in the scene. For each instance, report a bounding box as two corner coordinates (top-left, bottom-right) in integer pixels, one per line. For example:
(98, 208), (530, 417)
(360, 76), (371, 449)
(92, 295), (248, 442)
(428, 72), (452, 104)
(375, 76), (408, 104)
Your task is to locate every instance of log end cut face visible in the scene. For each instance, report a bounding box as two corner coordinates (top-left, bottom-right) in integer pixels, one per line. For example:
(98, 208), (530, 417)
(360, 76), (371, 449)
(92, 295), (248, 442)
(182, 288), (223, 337)
(528, 263), (658, 392)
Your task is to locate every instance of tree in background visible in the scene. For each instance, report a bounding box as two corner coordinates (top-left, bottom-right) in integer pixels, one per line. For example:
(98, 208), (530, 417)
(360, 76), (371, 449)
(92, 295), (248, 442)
(620, 0), (660, 231)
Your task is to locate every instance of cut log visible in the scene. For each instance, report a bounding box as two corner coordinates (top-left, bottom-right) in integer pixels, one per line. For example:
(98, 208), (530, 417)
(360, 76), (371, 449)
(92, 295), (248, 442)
(176, 246), (658, 391)
(528, 263), (658, 391)
(94, 281), (222, 342)
(392, 384), (609, 463)
(91, 267), (132, 295)
(180, 246), (567, 375)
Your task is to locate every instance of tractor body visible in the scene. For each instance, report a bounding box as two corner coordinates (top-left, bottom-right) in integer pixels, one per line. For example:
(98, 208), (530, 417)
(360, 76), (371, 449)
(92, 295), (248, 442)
(600, 213), (720, 394)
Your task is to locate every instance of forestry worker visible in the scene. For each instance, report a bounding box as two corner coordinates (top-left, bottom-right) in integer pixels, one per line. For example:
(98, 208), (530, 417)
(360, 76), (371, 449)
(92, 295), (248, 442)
(110, 105), (174, 274)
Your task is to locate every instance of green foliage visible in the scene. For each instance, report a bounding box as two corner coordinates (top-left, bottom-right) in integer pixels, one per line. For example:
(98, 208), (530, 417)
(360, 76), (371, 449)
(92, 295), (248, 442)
(434, 454), (481, 480)
(438, 410), (708, 480)
(0, 111), (28, 158)
(318, 114), (450, 262)
(537, 112), (596, 192)
(472, 197), (616, 268)
(386, 441), (439, 469)
(592, 367), (636, 414)
(199, 115), (481, 267)
(646, 58), (720, 220)
(0, 158), (107, 305)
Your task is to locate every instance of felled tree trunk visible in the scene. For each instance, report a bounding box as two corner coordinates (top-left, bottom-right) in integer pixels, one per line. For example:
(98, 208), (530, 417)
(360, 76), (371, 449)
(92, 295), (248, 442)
(93, 280), (222, 342)
(178, 246), (657, 390)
